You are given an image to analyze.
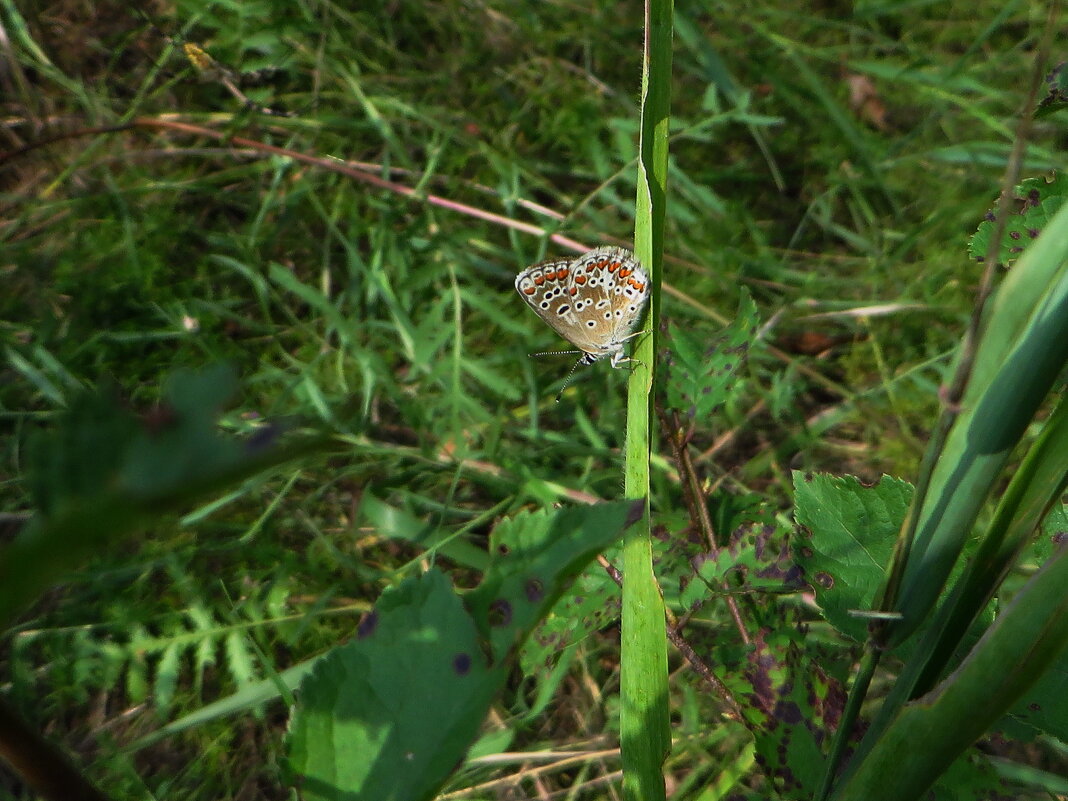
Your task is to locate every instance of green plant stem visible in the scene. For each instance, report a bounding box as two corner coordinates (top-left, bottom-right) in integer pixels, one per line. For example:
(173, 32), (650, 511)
(621, 1), (673, 800)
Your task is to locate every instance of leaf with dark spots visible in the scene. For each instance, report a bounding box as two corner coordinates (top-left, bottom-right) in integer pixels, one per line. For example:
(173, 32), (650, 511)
(356, 611), (378, 639)
(679, 520), (802, 610)
(969, 174), (1068, 267)
(792, 471), (910, 643)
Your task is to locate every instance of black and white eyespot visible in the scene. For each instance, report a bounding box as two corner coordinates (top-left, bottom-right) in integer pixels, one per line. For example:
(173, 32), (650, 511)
(586, 320), (597, 328)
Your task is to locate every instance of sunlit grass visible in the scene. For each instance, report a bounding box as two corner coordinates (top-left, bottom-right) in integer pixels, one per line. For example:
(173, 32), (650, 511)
(0, 0), (1059, 796)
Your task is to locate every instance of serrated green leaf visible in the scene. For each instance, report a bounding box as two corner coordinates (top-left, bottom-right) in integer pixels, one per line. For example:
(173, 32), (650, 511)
(521, 510), (694, 677)
(225, 630), (257, 688)
(793, 472), (911, 642)
(1026, 503), (1068, 566)
(665, 291), (759, 419)
(969, 175), (1068, 266)
(519, 557), (621, 677)
(680, 521), (802, 610)
(742, 628), (842, 799)
(155, 642), (180, 714)
(1036, 62), (1068, 119)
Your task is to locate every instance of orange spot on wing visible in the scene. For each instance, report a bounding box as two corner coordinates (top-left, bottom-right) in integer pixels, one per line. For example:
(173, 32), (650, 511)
(574, 274), (587, 284)
(523, 286), (536, 295)
(608, 260), (620, 272)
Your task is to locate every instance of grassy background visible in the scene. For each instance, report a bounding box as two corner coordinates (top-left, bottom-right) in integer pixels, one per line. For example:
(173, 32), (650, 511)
(0, 0), (1061, 798)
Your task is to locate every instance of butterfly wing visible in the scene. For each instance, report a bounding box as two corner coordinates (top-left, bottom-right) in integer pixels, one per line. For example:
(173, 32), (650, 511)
(566, 247), (649, 357)
(515, 247), (649, 361)
(515, 256), (604, 357)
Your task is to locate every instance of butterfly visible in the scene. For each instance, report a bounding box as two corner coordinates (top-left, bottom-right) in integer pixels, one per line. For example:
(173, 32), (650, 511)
(515, 246), (649, 394)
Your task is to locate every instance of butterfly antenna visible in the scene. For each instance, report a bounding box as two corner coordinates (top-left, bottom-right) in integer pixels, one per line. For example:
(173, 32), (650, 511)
(528, 348), (582, 359)
(553, 357), (587, 403)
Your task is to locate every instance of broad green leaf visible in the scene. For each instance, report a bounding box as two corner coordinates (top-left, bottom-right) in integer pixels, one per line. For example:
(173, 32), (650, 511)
(288, 502), (638, 799)
(1027, 502), (1068, 566)
(741, 628), (842, 799)
(1008, 660), (1068, 742)
(520, 563), (620, 677)
(1036, 62), (1068, 119)
(287, 570), (503, 801)
(794, 472), (910, 642)
(927, 754), (1016, 801)
(521, 507), (702, 677)
(120, 365), (244, 498)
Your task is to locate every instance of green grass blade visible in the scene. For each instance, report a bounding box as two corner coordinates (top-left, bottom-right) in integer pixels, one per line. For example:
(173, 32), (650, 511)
(889, 202), (1068, 643)
(846, 389), (1068, 782)
(912, 390), (1068, 696)
(831, 544), (1068, 801)
(622, 2), (673, 800)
